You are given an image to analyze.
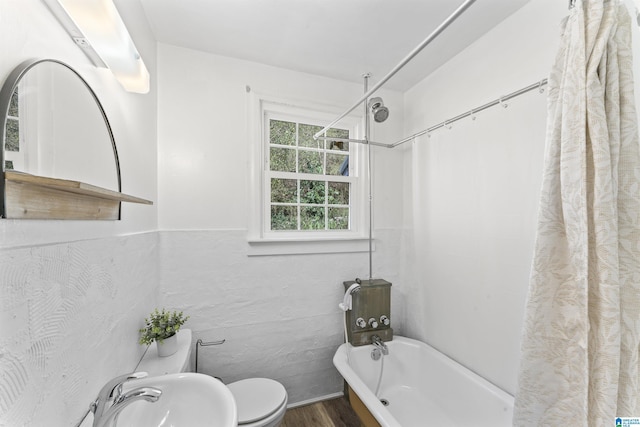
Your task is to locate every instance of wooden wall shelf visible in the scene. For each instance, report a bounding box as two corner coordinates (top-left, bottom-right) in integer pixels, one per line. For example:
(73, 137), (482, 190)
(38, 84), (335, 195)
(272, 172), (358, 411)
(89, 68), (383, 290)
(4, 170), (153, 220)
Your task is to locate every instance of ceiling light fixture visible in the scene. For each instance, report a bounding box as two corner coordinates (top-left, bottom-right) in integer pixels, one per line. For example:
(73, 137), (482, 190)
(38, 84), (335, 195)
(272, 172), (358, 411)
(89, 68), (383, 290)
(42, 0), (150, 94)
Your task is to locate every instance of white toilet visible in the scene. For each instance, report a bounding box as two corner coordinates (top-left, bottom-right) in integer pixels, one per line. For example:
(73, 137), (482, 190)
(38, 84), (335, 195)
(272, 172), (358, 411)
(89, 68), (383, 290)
(137, 329), (288, 427)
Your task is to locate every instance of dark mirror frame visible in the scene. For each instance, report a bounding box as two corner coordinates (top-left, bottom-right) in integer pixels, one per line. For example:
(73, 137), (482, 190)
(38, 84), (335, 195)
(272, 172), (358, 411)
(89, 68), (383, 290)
(0, 58), (122, 218)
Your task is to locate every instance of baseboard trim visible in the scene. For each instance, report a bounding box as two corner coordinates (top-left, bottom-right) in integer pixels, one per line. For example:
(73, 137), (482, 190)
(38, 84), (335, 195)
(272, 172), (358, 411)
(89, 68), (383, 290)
(287, 392), (344, 409)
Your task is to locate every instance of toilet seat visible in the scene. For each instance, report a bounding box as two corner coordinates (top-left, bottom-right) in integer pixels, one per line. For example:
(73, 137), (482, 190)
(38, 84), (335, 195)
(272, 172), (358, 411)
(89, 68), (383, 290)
(227, 378), (287, 425)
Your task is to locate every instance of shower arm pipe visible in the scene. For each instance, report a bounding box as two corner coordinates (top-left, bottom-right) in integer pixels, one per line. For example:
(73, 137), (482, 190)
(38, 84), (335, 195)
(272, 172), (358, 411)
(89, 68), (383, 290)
(315, 136), (392, 148)
(313, 0), (478, 140)
(390, 78), (549, 147)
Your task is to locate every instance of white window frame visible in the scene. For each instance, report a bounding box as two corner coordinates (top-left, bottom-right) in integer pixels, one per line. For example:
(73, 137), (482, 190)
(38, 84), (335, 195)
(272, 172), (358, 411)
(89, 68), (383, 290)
(247, 92), (371, 256)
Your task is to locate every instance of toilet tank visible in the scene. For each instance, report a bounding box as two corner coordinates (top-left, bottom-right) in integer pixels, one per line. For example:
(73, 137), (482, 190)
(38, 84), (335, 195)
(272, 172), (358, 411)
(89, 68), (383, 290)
(136, 329), (193, 376)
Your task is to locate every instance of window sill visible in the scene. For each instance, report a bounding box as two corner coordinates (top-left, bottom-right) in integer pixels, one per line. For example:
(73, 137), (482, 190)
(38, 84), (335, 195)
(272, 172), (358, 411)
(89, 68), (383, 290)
(247, 236), (374, 256)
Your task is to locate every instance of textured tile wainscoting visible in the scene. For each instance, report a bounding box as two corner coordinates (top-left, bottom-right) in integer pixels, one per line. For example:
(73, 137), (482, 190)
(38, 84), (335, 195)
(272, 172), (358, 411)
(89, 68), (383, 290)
(0, 233), (159, 426)
(0, 228), (402, 425)
(157, 229), (402, 405)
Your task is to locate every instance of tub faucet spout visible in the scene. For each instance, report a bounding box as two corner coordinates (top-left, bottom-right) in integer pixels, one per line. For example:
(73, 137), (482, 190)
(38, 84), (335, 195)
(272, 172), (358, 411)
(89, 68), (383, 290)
(371, 335), (389, 355)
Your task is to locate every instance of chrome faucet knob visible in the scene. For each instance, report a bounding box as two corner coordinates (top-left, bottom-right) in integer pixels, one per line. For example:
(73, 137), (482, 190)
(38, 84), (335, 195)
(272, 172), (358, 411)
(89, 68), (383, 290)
(368, 318), (378, 329)
(355, 317), (367, 328)
(380, 315), (390, 326)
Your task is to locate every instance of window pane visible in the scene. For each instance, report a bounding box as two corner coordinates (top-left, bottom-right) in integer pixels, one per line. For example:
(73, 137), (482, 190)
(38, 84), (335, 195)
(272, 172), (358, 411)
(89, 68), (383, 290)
(328, 182), (349, 205)
(270, 120), (295, 146)
(301, 206), (324, 230)
(5, 119), (19, 152)
(271, 178), (297, 203)
(299, 123), (323, 148)
(326, 128), (349, 152)
(328, 207), (349, 230)
(266, 115), (353, 234)
(301, 180), (325, 204)
(271, 206), (297, 230)
(9, 88), (18, 117)
(270, 147), (296, 172)
(326, 153), (348, 176)
(299, 150), (323, 174)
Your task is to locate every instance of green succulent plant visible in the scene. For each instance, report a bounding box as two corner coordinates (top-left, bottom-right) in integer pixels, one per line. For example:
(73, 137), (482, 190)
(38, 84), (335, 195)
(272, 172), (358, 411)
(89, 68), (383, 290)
(139, 308), (189, 345)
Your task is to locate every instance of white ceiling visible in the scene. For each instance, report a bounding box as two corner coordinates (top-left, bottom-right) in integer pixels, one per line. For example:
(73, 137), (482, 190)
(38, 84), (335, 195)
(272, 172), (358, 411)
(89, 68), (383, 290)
(138, 0), (531, 92)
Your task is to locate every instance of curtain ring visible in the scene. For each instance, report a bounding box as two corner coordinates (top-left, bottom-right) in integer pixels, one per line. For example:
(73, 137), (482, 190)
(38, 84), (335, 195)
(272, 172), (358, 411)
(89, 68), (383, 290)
(499, 97), (508, 108)
(470, 109), (477, 121)
(445, 120), (452, 130)
(538, 80), (545, 94)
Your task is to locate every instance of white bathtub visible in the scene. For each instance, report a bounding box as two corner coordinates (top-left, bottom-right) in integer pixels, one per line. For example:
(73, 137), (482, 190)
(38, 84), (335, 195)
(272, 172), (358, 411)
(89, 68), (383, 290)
(333, 336), (513, 427)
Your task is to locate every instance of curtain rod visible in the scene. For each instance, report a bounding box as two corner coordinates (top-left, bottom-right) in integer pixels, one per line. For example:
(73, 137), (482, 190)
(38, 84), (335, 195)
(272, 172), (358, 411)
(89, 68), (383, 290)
(389, 78), (548, 148)
(312, 0), (478, 140)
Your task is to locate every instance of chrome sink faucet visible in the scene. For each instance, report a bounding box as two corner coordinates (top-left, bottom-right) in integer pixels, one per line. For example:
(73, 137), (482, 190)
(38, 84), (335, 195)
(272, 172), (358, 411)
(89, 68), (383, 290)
(90, 372), (162, 427)
(371, 335), (389, 355)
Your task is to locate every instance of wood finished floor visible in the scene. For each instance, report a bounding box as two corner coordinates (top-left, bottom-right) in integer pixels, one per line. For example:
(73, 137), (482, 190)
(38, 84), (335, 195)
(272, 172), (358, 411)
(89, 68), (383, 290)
(281, 397), (361, 427)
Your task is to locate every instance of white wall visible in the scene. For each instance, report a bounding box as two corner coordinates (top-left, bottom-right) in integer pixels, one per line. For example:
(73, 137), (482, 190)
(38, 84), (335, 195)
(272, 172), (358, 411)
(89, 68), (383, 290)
(157, 229), (400, 403)
(156, 43), (406, 404)
(157, 43), (404, 230)
(401, 0), (640, 397)
(0, 1), (159, 425)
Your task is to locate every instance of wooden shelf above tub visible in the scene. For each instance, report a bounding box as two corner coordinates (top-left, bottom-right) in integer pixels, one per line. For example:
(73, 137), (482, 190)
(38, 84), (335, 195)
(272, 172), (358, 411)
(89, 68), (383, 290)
(3, 170), (153, 220)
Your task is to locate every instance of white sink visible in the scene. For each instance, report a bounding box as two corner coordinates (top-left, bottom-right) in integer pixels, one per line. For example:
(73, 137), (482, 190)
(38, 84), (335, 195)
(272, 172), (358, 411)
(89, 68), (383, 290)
(116, 372), (237, 427)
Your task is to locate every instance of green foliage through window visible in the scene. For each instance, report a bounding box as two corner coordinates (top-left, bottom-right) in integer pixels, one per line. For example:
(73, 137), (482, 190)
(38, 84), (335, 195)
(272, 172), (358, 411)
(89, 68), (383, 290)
(268, 117), (351, 232)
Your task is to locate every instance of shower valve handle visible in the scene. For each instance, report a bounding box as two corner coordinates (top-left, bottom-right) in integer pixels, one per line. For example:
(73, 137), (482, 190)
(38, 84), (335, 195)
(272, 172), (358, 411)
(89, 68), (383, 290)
(380, 315), (390, 326)
(355, 318), (367, 328)
(368, 318), (378, 329)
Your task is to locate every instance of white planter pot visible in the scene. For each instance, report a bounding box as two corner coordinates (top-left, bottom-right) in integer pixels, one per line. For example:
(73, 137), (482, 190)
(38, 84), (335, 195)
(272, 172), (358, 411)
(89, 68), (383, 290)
(156, 333), (178, 357)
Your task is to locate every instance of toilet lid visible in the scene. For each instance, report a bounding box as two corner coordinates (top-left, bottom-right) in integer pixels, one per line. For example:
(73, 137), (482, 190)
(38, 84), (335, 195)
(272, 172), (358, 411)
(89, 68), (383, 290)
(227, 378), (287, 424)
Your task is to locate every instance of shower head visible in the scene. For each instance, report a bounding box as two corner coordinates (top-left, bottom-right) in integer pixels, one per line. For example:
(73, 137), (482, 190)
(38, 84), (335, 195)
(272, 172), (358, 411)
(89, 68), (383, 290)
(338, 282), (361, 311)
(368, 97), (389, 123)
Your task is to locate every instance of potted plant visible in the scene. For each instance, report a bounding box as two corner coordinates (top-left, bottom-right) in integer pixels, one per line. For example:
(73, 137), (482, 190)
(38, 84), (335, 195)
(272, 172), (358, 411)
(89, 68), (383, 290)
(139, 308), (190, 357)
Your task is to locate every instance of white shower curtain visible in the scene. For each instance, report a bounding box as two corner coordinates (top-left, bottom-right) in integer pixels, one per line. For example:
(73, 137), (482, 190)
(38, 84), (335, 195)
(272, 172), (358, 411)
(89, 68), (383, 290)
(514, 1), (640, 425)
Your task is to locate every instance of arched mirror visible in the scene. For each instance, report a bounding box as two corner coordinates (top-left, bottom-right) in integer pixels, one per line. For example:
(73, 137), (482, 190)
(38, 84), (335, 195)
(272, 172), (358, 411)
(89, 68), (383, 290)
(0, 59), (150, 220)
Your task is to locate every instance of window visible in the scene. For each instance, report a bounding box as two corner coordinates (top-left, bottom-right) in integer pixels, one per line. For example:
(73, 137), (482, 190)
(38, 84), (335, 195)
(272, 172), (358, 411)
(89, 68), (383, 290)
(248, 96), (368, 251)
(267, 115), (353, 233)
(4, 86), (20, 170)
